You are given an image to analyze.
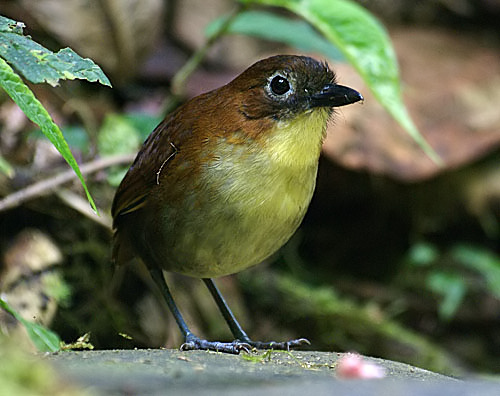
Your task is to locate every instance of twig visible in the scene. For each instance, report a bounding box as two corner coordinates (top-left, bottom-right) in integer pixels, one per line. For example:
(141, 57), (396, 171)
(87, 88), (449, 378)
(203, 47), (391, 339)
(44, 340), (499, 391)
(0, 153), (135, 212)
(56, 188), (113, 230)
(165, 4), (245, 113)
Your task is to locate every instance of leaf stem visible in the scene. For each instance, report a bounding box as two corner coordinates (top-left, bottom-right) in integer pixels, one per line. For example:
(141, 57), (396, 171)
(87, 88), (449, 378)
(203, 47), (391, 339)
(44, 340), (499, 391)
(166, 4), (246, 112)
(0, 153), (135, 213)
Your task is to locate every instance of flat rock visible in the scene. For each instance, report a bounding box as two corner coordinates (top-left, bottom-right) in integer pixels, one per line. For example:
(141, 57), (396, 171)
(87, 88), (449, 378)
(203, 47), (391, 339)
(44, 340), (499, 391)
(45, 349), (498, 395)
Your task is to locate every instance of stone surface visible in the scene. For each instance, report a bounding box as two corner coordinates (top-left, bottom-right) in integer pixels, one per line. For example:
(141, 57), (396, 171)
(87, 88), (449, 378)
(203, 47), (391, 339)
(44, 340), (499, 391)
(44, 349), (498, 396)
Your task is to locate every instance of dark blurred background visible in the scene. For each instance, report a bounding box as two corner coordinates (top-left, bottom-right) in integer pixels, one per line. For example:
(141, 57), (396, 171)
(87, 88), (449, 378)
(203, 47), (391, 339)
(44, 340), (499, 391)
(0, 0), (499, 376)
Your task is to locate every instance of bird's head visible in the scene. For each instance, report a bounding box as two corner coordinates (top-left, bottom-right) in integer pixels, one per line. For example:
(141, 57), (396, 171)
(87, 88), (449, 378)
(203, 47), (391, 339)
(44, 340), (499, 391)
(230, 55), (363, 121)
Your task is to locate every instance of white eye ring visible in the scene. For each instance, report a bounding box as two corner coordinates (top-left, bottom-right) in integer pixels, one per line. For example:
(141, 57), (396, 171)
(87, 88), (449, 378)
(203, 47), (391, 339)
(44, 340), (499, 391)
(266, 72), (294, 99)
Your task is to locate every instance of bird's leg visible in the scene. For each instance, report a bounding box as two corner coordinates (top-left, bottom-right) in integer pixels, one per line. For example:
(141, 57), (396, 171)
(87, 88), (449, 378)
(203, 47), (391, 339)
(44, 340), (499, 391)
(149, 268), (251, 354)
(203, 278), (310, 351)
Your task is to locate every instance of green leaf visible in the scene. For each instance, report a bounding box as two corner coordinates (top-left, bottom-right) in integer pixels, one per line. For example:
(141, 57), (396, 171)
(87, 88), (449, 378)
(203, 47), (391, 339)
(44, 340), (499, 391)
(60, 125), (91, 153)
(98, 113), (141, 185)
(427, 271), (466, 320)
(240, 0), (441, 164)
(0, 154), (14, 177)
(123, 112), (165, 140)
(21, 320), (61, 353)
(98, 114), (141, 156)
(0, 15), (25, 34)
(0, 297), (61, 352)
(451, 245), (500, 299)
(0, 15), (111, 87)
(31, 125), (91, 154)
(407, 242), (439, 267)
(0, 57), (97, 212)
(207, 10), (343, 61)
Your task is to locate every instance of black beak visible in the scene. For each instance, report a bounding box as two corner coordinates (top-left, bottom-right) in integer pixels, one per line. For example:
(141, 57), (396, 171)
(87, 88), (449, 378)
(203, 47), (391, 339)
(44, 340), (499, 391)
(311, 84), (363, 108)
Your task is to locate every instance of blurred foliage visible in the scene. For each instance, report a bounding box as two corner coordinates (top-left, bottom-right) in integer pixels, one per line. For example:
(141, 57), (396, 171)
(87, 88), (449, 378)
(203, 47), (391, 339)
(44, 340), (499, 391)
(0, 333), (85, 395)
(407, 242), (500, 320)
(97, 114), (142, 185)
(95, 112), (161, 185)
(0, 0), (499, 378)
(0, 153), (14, 176)
(207, 10), (344, 62)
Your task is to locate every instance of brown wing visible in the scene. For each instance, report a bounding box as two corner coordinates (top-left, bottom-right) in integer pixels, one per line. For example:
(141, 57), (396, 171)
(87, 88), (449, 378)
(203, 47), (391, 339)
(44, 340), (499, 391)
(111, 108), (191, 225)
(110, 107), (195, 265)
(110, 86), (237, 264)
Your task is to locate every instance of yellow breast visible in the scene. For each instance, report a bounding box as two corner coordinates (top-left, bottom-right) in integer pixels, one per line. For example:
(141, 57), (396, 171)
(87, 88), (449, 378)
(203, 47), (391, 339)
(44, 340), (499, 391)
(160, 108), (330, 278)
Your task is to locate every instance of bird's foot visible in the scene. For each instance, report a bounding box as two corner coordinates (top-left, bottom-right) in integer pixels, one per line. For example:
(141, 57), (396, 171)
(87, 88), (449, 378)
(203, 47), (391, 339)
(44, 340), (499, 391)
(244, 337), (310, 351)
(180, 334), (251, 354)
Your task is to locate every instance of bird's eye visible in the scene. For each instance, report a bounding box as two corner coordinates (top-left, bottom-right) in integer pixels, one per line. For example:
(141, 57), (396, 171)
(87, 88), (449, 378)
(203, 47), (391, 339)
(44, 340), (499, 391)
(270, 75), (291, 95)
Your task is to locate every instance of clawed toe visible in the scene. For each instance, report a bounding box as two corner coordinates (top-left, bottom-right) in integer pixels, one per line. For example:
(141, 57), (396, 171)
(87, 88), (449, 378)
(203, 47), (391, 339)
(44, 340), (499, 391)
(180, 337), (252, 354)
(246, 337), (310, 351)
(287, 338), (311, 348)
(178, 336), (309, 354)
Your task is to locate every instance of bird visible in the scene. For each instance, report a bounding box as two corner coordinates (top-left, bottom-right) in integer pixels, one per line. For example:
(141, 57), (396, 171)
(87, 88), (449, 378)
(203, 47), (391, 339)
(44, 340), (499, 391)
(111, 55), (363, 354)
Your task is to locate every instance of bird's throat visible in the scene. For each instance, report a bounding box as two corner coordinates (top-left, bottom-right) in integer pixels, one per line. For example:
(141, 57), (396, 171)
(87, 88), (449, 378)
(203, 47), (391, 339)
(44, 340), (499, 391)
(264, 108), (330, 168)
